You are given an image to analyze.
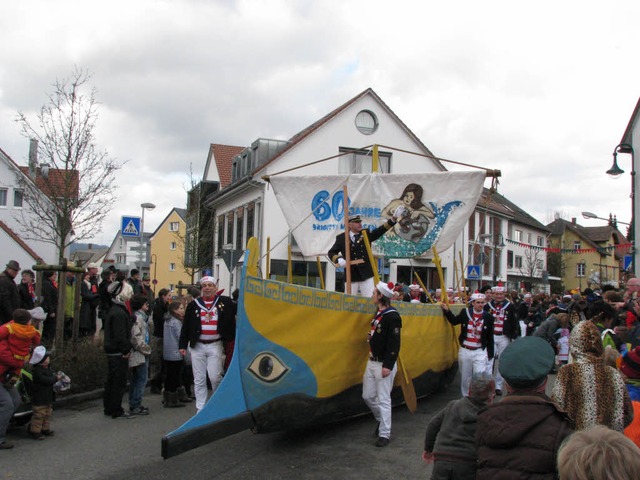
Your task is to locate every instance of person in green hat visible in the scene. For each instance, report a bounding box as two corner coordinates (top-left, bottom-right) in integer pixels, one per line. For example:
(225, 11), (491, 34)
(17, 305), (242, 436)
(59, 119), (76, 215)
(476, 336), (573, 479)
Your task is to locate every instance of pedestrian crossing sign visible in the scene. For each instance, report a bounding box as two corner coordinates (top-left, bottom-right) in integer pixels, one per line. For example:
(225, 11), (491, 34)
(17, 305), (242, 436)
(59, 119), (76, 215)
(467, 265), (481, 279)
(121, 216), (141, 237)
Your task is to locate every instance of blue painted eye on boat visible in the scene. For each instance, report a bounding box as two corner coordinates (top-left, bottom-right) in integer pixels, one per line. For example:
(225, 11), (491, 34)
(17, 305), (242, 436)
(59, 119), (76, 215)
(247, 353), (289, 383)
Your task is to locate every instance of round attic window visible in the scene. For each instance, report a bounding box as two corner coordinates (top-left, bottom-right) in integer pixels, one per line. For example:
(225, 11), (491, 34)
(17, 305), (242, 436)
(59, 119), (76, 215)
(355, 110), (378, 135)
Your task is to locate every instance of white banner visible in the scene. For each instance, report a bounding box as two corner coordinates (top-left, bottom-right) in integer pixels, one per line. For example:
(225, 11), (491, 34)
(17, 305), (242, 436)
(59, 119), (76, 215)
(270, 171), (486, 258)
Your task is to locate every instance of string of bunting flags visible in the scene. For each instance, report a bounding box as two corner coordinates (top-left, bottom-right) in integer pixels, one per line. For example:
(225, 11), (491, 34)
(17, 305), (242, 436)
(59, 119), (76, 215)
(504, 237), (633, 254)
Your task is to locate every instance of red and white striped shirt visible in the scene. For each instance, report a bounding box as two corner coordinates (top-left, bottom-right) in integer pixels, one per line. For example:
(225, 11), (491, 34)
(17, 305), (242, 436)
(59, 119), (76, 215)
(489, 301), (509, 335)
(197, 297), (220, 341)
(462, 310), (484, 349)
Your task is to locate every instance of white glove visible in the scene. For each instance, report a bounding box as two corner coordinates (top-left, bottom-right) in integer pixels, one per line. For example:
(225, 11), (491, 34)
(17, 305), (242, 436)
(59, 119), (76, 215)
(393, 205), (407, 219)
(337, 258), (347, 267)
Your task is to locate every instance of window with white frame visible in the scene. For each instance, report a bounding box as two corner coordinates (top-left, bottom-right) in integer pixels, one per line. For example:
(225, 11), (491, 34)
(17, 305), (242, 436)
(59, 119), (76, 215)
(169, 263), (176, 271)
(169, 222), (180, 232)
(170, 241), (176, 250)
(0, 188), (7, 206)
(515, 255), (523, 268)
(514, 230), (523, 242)
(13, 189), (23, 208)
(577, 263), (586, 277)
(574, 241), (581, 250)
(527, 233), (532, 244)
(338, 148), (391, 174)
(537, 235), (544, 247)
(116, 254), (125, 264)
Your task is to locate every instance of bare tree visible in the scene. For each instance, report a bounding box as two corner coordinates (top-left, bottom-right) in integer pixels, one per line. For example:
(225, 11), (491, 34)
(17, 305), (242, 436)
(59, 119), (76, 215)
(518, 247), (545, 291)
(14, 68), (123, 262)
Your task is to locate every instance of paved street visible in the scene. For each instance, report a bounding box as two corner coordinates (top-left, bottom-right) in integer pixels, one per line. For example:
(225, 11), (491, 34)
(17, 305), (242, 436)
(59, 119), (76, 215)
(2, 376), (464, 480)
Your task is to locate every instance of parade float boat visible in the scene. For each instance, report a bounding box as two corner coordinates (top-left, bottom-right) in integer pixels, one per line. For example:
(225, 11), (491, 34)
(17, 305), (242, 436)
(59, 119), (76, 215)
(162, 166), (497, 458)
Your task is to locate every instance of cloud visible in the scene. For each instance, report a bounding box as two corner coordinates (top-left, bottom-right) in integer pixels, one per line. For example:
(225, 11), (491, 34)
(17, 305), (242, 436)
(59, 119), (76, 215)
(1, 0), (639, 247)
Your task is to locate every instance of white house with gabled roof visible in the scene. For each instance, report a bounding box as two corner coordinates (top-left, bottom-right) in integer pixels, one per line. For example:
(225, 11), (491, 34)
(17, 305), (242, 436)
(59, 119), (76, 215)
(203, 88), (472, 293)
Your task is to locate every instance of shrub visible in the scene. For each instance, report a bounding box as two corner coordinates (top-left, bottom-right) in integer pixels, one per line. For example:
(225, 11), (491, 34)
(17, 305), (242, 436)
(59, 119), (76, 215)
(50, 337), (107, 394)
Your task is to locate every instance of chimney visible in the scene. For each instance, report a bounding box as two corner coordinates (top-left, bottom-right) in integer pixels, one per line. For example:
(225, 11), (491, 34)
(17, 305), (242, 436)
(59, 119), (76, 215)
(571, 217), (576, 225)
(28, 138), (38, 180)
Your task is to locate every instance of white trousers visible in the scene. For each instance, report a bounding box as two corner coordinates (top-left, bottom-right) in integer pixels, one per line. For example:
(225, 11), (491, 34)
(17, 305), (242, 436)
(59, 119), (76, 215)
(492, 335), (512, 390)
(348, 277), (375, 298)
(189, 341), (225, 411)
(519, 320), (527, 337)
(458, 346), (491, 397)
(362, 359), (397, 439)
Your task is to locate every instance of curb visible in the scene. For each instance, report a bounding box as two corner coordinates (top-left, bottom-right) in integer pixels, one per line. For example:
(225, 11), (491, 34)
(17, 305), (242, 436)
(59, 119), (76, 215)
(55, 388), (104, 409)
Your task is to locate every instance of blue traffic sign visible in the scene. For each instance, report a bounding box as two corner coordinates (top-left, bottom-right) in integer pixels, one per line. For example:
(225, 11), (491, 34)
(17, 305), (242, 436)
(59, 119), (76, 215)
(121, 216), (141, 237)
(624, 255), (633, 272)
(467, 265), (481, 280)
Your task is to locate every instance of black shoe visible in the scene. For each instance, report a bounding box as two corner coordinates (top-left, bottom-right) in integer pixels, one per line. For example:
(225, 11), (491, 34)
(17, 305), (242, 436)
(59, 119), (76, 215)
(495, 389), (502, 396)
(0, 441), (14, 449)
(375, 437), (390, 447)
(112, 411), (136, 419)
(28, 431), (45, 440)
(130, 406), (149, 416)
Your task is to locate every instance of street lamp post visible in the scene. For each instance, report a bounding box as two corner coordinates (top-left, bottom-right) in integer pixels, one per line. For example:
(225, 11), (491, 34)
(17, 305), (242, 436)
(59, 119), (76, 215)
(607, 143), (635, 276)
(581, 211), (630, 226)
(140, 202), (156, 271)
(150, 253), (158, 295)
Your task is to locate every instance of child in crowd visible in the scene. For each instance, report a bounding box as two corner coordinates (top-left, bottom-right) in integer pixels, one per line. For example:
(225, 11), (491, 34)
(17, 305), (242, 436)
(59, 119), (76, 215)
(162, 301), (188, 408)
(129, 294), (152, 416)
(422, 375), (495, 479)
(0, 309), (41, 382)
(28, 346), (59, 440)
(556, 328), (570, 366)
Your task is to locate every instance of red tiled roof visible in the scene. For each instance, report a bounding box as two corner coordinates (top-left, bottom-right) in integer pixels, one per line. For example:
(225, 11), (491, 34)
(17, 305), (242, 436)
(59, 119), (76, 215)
(18, 166), (79, 201)
(211, 144), (245, 189)
(0, 220), (44, 263)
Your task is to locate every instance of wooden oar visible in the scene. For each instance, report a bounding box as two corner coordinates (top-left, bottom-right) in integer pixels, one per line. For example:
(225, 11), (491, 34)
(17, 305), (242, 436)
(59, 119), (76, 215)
(362, 230), (417, 413)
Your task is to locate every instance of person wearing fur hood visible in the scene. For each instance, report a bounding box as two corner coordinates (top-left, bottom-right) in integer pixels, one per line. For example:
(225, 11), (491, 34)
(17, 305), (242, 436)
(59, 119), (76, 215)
(551, 319), (633, 432)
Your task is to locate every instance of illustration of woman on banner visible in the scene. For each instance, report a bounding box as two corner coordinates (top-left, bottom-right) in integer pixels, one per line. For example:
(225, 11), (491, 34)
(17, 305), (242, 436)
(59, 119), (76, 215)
(381, 183), (434, 242)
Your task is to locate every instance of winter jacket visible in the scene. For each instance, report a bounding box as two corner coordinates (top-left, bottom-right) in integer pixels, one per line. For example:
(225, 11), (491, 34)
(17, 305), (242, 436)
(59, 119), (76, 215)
(31, 363), (56, 406)
(424, 396), (486, 463)
(163, 316), (183, 361)
(476, 393), (573, 480)
(129, 310), (151, 367)
(0, 270), (20, 325)
(152, 297), (169, 338)
(103, 302), (133, 356)
(532, 315), (562, 348)
(551, 320), (633, 432)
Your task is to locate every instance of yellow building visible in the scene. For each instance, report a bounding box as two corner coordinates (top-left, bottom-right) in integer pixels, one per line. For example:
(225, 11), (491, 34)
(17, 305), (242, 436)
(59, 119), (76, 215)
(149, 208), (190, 295)
(547, 217), (630, 291)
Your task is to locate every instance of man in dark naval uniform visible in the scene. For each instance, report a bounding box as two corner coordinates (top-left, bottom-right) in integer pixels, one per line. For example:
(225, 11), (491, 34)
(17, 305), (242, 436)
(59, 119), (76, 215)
(328, 210), (403, 297)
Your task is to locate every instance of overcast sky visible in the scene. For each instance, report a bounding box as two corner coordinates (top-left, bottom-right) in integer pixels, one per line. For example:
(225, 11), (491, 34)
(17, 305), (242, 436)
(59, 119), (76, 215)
(1, 1), (639, 245)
